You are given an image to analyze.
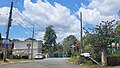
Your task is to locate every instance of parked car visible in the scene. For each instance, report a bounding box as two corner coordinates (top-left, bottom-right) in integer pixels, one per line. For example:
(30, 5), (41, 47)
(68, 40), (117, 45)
(34, 53), (45, 59)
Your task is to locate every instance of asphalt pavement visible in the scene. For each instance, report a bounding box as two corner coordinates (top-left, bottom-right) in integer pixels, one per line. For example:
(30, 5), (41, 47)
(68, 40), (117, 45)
(0, 58), (84, 68)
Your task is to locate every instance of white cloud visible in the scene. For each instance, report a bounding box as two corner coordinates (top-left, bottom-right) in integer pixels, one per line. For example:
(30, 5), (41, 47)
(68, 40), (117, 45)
(11, 38), (26, 41)
(22, 0), (80, 42)
(77, 0), (120, 25)
(0, 7), (24, 25)
(88, 0), (120, 16)
(1, 0), (119, 42)
(1, 35), (5, 38)
(77, 7), (118, 25)
(0, 7), (9, 25)
(0, 0), (80, 42)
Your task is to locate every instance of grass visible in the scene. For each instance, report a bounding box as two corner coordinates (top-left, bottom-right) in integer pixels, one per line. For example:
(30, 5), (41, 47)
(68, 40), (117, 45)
(0, 59), (33, 65)
(68, 57), (107, 68)
(9, 59), (30, 62)
(0, 61), (8, 64)
(83, 64), (106, 68)
(68, 56), (79, 63)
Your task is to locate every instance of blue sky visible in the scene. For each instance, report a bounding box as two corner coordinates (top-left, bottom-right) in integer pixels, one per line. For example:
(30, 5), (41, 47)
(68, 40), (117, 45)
(0, 0), (89, 13)
(0, 0), (120, 42)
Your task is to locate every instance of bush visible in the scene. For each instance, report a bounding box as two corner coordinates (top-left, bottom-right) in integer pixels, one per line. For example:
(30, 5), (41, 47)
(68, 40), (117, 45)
(68, 56), (79, 64)
(92, 51), (101, 62)
(83, 60), (93, 65)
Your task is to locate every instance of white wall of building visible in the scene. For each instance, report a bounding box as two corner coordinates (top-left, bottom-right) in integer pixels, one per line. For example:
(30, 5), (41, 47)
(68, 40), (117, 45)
(13, 40), (42, 57)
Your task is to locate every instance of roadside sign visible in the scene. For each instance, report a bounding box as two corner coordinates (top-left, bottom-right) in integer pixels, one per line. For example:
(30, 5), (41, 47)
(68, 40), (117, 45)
(2, 39), (9, 46)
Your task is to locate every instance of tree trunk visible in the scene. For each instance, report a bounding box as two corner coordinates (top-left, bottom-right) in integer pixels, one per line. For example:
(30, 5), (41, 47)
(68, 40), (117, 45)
(101, 47), (107, 66)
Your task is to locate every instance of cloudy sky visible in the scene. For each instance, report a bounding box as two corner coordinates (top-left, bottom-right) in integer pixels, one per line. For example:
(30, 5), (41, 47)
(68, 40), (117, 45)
(0, 0), (120, 42)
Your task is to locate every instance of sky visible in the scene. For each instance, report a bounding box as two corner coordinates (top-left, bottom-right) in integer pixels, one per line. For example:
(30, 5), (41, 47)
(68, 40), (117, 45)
(0, 0), (120, 42)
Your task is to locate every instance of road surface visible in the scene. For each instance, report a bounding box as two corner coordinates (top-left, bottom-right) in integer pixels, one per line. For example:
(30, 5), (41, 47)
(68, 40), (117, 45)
(0, 58), (83, 68)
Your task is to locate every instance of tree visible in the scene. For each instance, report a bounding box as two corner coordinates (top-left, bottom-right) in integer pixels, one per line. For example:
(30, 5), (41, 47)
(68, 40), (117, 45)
(62, 35), (77, 57)
(56, 42), (64, 52)
(91, 20), (115, 66)
(83, 20), (115, 66)
(83, 34), (101, 62)
(43, 25), (57, 53)
(75, 40), (80, 53)
(115, 21), (120, 37)
(54, 42), (64, 55)
(11, 39), (20, 41)
(25, 38), (36, 41)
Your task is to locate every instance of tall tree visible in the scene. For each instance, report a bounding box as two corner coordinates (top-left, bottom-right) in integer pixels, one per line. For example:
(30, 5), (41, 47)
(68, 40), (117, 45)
(43, 25), (57, 53)
(62, 35), (77, 56)
(89, 20), (115, 66)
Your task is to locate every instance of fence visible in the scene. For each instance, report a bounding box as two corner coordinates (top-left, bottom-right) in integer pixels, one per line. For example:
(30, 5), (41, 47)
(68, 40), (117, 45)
(107, 56), (120, 66)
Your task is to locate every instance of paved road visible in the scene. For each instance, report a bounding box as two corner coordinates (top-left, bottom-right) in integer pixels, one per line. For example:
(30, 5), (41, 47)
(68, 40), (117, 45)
(0, 58), (83, 68)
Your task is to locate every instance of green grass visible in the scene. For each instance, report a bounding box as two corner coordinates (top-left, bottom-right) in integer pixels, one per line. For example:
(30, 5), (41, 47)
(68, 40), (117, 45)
(0, 61), (7, 64)
(9, 59), (30, 62)
(68, 56), (78, 62)
(83, 64), (106, 68)
(68, 57), (106, 68)
(0, 59), (33, 65)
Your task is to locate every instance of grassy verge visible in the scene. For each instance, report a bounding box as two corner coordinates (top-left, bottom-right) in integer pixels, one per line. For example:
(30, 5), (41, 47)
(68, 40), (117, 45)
(0, 61), (8, 64)
(68, 57), (106, 68)
(68, 56), (79, 64)
(83, 64), (105, 68)
(9, 59), (32, 62)
(0, 59), (33, 65)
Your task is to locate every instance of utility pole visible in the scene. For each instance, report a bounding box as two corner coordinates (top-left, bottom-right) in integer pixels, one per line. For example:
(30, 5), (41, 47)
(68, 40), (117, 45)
(80, 12), (83, 52)
(31, 26), (34, 60)
(4, 1), (13, 62)
(78, 12), (83, 64)
(6, 1), (13, 39)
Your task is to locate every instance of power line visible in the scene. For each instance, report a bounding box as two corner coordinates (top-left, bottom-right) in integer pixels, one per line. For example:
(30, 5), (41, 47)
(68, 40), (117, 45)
(12, 2), (45, 40)
(13, 10), (35, 32)
(13, 9), (34, 27)
(15, 19), (43, 39)
(16, 20), (33, 32)
(22, 13), (45, 30)
(13, 9), (45, 30)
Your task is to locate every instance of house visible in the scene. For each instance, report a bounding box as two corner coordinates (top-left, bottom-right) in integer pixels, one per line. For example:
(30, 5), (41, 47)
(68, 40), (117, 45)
(13, 40), (43, 59)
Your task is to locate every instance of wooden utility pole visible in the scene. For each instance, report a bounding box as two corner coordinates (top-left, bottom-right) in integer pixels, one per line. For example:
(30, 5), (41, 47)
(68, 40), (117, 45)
(31, 26), (34, 60)
(80, 12), (83, 52)
(78, 12), (83, 64)
(4, 1), (13, 62)
(6, 1), (13, 39)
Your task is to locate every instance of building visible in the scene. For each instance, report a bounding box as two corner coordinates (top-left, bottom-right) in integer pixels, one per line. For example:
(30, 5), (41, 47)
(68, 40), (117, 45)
(13, 40), (43, 58)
